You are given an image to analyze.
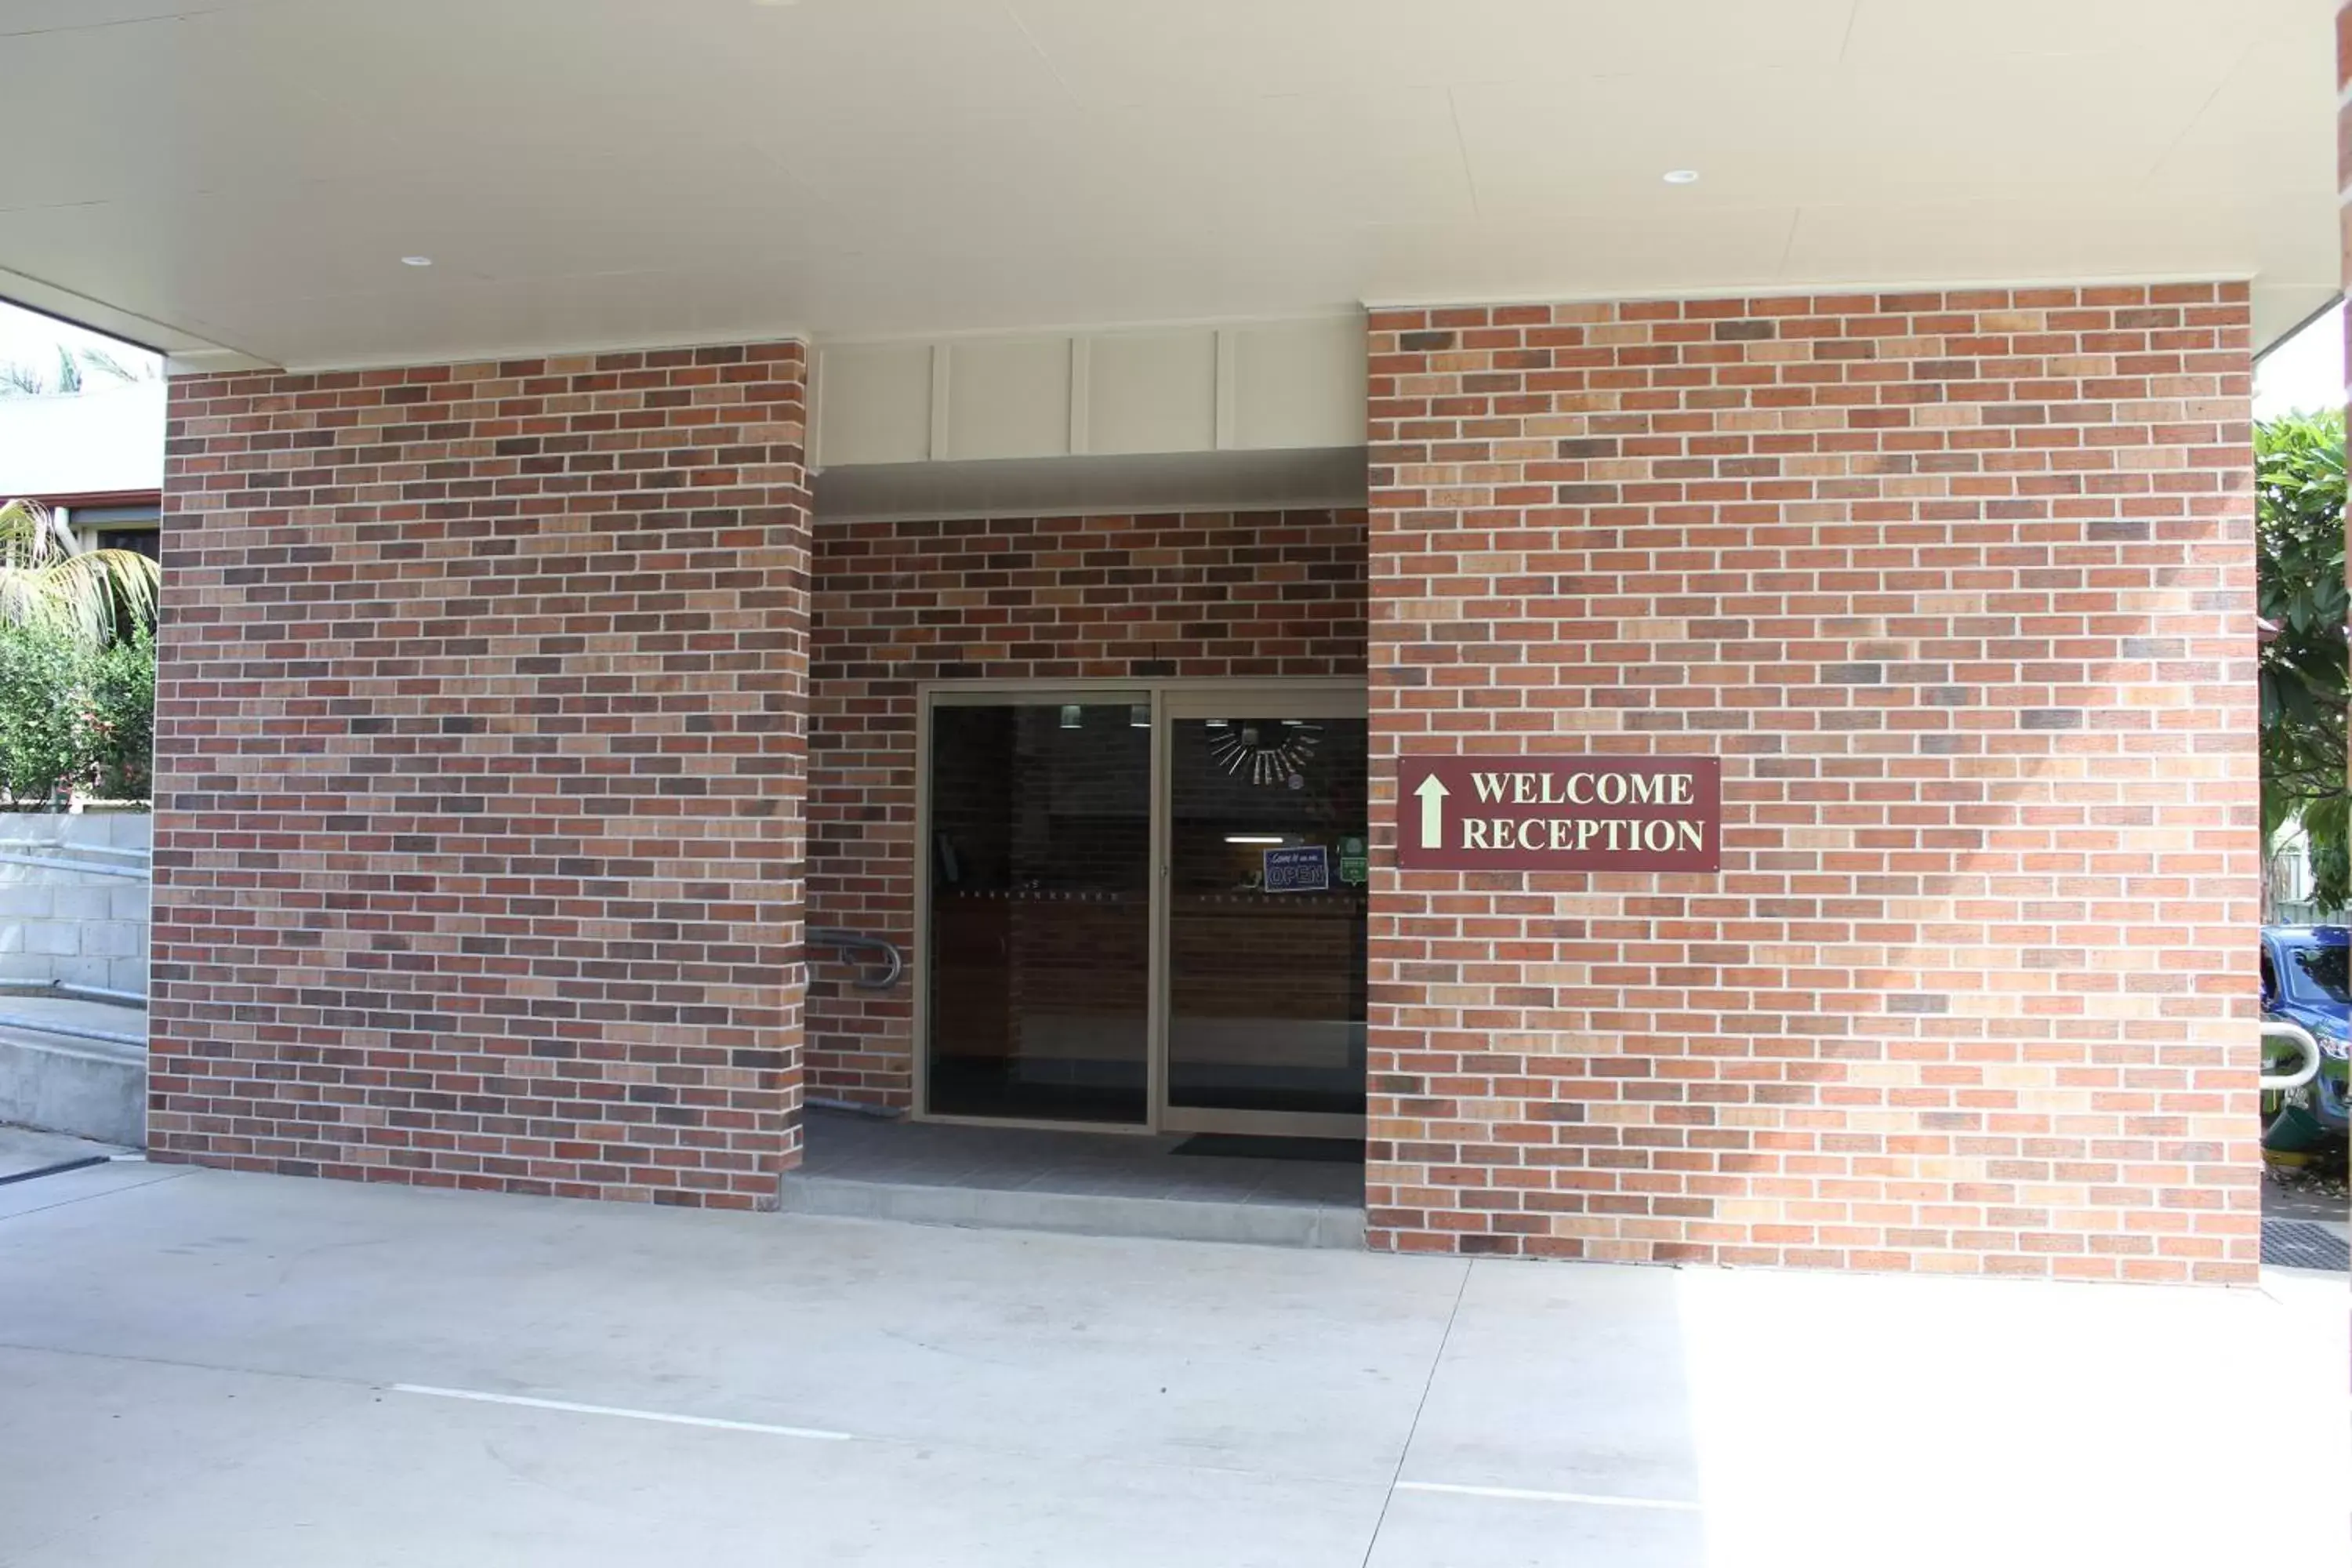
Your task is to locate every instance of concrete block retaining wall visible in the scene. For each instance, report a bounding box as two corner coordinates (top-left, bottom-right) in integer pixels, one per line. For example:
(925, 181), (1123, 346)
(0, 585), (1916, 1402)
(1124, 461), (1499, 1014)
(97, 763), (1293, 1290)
(0, 811), (151, 996)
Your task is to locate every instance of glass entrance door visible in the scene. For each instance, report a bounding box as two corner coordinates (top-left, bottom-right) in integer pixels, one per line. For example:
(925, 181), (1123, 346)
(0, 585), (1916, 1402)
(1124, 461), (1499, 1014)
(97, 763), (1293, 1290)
(917, 683), (1367, 1139)
(1158, 691), (1368, 1138)
(922, 694), (1153, 1123)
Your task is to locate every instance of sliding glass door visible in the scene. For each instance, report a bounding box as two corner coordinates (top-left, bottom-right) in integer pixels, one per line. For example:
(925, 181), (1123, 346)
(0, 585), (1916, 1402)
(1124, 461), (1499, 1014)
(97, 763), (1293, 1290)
(923, 694), (1153, 1124)
(1159, 691), (1369, 1138)
(917, 682), (1367, 1138)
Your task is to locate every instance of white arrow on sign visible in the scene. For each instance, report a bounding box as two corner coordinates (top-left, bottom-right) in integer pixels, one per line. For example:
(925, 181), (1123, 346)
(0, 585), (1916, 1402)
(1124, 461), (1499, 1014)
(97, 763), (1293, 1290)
(1414, 774), (1449, 850)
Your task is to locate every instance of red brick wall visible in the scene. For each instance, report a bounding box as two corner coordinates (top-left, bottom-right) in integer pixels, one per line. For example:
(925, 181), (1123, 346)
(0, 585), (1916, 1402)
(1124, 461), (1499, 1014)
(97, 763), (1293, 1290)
(151, 344), (811, 1209)
(1367, 287), (2261, 1282)
(808, 510), (1367, 1102)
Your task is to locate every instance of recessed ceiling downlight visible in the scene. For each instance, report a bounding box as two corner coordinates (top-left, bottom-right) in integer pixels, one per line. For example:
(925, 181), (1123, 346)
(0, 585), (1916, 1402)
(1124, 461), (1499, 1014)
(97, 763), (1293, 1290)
(1662, 169), (1700, 185)
(400, 255), (434, 267)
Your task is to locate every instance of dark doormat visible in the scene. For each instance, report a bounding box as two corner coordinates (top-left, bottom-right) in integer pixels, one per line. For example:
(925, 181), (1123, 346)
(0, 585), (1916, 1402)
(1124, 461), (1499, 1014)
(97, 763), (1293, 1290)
(2261, 1218), (2350, 1272)
(1171, 1134), (1363, 1163)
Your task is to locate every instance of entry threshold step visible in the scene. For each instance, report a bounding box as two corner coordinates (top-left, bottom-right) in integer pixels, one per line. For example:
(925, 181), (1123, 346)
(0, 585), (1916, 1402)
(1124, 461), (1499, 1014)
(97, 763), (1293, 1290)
(779, 1112), (1367, 1250)
(775, 1171), (1366, 1249)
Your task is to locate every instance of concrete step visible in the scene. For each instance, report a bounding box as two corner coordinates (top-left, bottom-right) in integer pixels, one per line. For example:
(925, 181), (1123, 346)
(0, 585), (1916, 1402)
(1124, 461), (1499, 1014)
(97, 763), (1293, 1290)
(775, 1172), (1366, 1249)
(0, 996), (147, 1147)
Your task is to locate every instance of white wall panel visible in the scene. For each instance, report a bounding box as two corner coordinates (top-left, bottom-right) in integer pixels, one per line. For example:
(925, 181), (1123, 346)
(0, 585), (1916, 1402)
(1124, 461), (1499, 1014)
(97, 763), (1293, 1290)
(812, 314), (1366, 469)
(942, 336), (1073, 460)
(1085, 330), (1218, 456)
(813, 342), (933, 466)
(1228, 318), (1366, 451)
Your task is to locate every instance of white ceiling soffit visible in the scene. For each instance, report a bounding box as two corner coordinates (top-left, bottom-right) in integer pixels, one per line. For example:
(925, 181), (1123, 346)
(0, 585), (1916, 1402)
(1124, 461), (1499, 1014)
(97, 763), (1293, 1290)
(0, 267), (266, 372)
(0, 0), (2333, 372)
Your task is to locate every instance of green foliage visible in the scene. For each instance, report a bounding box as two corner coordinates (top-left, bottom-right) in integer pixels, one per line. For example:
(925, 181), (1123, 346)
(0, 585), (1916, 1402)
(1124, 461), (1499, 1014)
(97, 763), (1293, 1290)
(0, 499), (162, 807)
(89, 626), (154, 800)
(0, 622), (95, 804)
(0, 620), (156, 806)
(2257, 408), (2350, 907)
(0, 498), (158, 648)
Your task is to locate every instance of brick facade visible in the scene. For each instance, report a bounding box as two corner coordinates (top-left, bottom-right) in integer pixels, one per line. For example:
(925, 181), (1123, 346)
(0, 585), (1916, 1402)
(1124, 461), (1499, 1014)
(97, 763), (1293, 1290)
(1365, 287), (2261, 1282)
(150, 343), (811, 1209)
(143, 287), (2267, 1282)
(807, 510), (1367, 1103)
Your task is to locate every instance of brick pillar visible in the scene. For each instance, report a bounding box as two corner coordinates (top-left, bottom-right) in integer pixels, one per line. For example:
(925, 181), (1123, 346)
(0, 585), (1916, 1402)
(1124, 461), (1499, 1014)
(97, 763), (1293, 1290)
(1365, 291), (2259, 1282)
(149, 344), (812, 1209)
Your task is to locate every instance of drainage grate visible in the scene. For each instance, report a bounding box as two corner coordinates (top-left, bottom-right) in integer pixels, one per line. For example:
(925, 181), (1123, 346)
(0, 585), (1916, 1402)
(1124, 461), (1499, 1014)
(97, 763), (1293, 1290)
(2261, 1218), (2350, 1272)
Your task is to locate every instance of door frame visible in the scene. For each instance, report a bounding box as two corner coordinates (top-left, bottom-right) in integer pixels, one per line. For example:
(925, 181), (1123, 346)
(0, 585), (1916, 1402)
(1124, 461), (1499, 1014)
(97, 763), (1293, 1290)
(911, 677), (1368, 1138)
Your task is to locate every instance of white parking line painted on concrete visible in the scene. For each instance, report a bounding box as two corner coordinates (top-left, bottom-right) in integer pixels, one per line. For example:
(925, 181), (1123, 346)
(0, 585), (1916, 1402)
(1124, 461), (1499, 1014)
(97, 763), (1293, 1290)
(1392, 1480), (1701, 1512)
(390, 1384), (855, 1442)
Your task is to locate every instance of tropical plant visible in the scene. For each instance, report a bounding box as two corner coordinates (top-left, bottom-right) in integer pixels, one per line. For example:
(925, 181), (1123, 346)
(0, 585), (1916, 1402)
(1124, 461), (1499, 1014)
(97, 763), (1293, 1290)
(2256, 408), (2349, 908)
(0, 344), (153, 397)
(0, 498), (158, 648)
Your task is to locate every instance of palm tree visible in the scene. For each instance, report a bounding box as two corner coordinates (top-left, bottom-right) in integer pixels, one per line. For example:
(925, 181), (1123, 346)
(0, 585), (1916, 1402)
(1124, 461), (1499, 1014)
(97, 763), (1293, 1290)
(0, 346), (156, 397)
(0, 499), (158, 646)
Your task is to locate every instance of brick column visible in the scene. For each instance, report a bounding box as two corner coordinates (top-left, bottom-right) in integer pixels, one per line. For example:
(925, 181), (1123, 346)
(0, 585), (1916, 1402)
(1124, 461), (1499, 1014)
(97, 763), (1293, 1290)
(1366, 290), (2259, 1282)
(150, 344), (811, 1209)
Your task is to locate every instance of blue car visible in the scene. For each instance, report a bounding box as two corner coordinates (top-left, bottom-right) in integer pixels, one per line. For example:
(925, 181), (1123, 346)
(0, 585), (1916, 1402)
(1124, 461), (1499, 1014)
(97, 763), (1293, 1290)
(2259, 926), (2352, 1143)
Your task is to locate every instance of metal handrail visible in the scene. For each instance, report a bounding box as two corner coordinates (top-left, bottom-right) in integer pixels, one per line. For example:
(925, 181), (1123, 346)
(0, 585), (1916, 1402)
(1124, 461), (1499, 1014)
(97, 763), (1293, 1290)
(808, 927), (905, 990)
(0, 1010), (145, 1050)
(2260, 1020), (2322, 1093)
(0, 979), (147, 1010)
(0, 851), (149, 880)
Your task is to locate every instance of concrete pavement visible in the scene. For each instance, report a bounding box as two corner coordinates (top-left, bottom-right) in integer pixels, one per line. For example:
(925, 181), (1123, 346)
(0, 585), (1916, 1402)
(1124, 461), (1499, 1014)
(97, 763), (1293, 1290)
(0, 1163), (2343, 1566)
(0, 1125), (122, 1182)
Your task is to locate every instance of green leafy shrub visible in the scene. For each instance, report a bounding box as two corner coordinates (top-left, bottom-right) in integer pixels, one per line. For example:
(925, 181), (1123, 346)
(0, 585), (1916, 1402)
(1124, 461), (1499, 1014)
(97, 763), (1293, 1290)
(0, 619), (156, 807)
(0, 621), (93, 805)
(2257, 409), (2350, 907)
(89, 625), (154, 800)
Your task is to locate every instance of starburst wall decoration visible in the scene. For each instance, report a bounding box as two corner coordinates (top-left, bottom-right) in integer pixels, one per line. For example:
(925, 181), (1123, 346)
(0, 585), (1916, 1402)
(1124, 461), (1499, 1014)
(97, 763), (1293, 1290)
(1207, 720), (1321, 788)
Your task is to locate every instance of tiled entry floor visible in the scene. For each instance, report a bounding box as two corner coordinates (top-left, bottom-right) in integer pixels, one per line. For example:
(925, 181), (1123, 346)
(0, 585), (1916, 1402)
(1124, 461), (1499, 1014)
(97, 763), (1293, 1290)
(779, 1111), (1366, 1248)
